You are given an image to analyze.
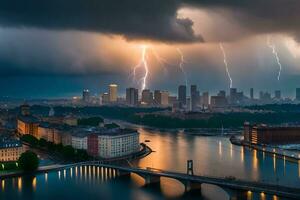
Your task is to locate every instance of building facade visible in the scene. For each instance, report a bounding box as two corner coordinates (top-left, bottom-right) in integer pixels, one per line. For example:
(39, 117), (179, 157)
(244, 122), (300, 145)
(109, 84), (118, 102)
(0, 137), (24, 162)
(126, 88), (138, 106)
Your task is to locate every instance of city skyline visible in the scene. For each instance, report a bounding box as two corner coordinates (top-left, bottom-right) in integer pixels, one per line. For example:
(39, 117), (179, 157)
(0, 1), (300, 98)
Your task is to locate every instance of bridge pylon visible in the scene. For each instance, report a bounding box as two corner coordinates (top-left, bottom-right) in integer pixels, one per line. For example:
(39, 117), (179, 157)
(187, 160), (194, 175)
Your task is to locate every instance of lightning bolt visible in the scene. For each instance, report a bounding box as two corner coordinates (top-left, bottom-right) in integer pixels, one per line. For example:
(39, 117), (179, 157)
(219, 43), (233, 88)
(267, 36), (282, 81)
(176, 48), (188, 86)
(132, 45), (149, 91)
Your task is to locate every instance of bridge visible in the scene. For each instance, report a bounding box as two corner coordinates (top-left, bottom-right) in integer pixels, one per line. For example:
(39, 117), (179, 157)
(65, 161), (300, 200)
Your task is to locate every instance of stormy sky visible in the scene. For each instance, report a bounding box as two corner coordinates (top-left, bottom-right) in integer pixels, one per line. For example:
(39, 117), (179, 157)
(0, 0), (300, 98)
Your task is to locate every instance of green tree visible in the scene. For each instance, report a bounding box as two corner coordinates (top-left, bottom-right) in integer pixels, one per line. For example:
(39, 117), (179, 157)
(18, 151), (39, 171)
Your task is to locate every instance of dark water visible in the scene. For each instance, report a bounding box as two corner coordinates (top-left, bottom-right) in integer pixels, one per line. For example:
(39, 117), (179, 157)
(1, 128), (299, 200)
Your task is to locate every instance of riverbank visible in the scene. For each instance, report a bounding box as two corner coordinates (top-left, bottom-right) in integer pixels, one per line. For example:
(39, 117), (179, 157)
(230, 136), (300, 163)
(0, 143), (152, 179)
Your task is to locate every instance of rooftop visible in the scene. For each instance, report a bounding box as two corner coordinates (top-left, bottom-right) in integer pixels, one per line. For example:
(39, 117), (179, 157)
(18, 115), (39, 123)
(0, 137), (22, 149)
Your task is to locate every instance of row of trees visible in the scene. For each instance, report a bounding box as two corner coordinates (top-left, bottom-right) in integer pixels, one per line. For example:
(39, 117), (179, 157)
(128, 112), (300, 128)
(21, 135), (90, 162)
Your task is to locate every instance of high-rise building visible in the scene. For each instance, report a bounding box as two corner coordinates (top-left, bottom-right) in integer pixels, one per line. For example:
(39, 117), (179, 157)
(202, 92), (209, 107)
(109, 84), (118, 102)
(126, 88), (138, 106)
(161, 91), (169, 106)
(178, 85), (187, 105)
(250, 88), (254, 99)
(101, 93), (110, 104)
(141, 89), (153, 105)
(229, 88), (237, 104)
(82, 89), (90, 103)
(275, 90), (281, 99)
(296, 88), (300, 101)
(190, 85), (199, 111)
(154, 90), (161, 105)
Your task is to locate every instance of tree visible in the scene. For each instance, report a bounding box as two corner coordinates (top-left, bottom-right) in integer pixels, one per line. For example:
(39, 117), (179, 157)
(62, 145), (75, 160)
(18, 151), (39, 171)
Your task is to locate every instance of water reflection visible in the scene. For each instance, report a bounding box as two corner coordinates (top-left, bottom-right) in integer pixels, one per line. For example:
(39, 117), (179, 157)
(1, 128), (300, 200)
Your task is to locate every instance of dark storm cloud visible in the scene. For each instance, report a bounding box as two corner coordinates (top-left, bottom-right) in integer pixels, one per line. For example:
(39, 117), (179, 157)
(184, 0), (300, 39)
(0, 0), (202, 43)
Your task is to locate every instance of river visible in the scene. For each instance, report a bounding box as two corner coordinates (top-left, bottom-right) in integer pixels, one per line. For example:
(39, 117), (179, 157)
(1, 127), (299, 200)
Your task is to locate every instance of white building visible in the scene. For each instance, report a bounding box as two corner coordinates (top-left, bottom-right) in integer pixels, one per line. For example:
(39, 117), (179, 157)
(97, 129), (140, 158)
(71, 133), (87, 150)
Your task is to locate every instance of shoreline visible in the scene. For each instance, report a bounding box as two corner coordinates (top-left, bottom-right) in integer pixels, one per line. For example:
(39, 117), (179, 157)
(0, 143), (152, 180)
(230, 136), (300, 163)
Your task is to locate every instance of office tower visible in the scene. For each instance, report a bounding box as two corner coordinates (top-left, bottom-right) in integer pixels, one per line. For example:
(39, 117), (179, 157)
(190, 85), (199, 111)
(178, 85), (187, 105)
(229, 88), (237, 104)
(141, 89), (153, 105)
(82, 89), (90, 103)
(154, 90), (162, 105)
(202, 92), (209, 106)
(126, 88), (138, 106)
(259, 91), (271, 102)
(109, 84), (118, 102)
(250, 88), (254, 99)
(275, 90), (281, 99)
(161, 91), (169, 106)
(101, 93), (110, 104)
(296, 88), (300, 101)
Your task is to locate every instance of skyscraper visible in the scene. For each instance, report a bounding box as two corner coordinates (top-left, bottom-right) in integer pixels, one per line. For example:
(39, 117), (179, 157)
(250, 88), (254, 99)
(154, 90), (161, 105)
(178, 85), (186, 105)
(141, 89), (153, 105)
(202, 92), (209, 107)
(296, 88), (300, 101)
(109, 84), (118, 102)
(82, 89), (90, 103)
(275, 90), (281, 99)
(190, 85), (199, 111)
(126, 88), (138, 106)
(160, 91), (169, 106)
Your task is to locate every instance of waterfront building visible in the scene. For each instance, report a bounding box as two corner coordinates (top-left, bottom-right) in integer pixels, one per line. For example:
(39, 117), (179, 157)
(96, 129), (140, 159)
(244, 122), (300, 145)
(141, 89), (153, 105)
(178, 85), (187, 106)
(87, 133), (98, 157)
(82, 89), (90, 103)
(0, 137), (24, 162)
(71, 132), (87, 150)
(109, 84), (118, 102)
(126, 88), (138, 106)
